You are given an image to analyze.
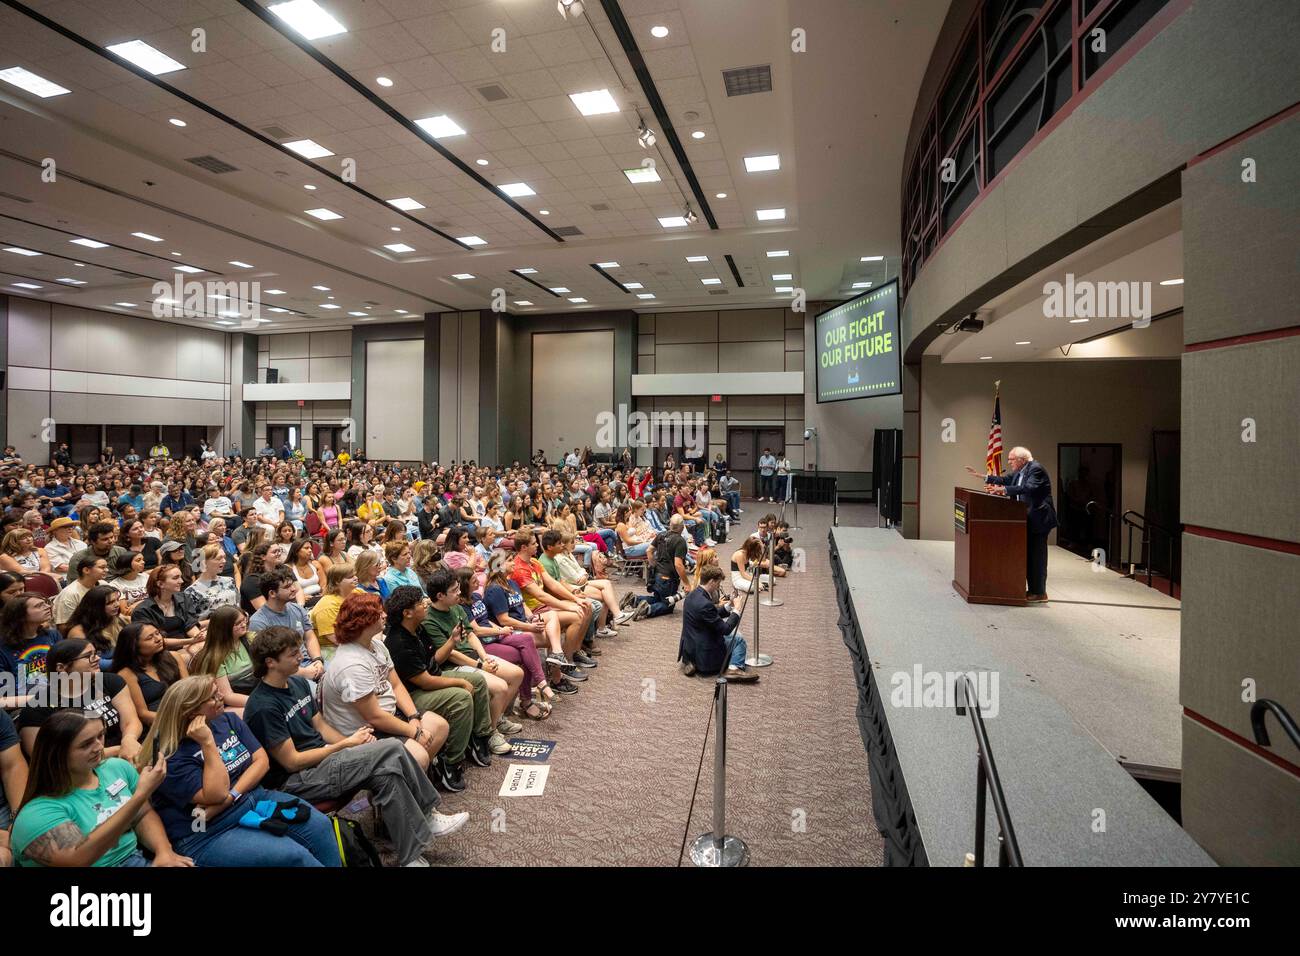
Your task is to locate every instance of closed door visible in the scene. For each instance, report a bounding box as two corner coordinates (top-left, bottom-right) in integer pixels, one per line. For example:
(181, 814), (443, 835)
(315, 426), (343, 457)
(728, 428), (756, 496)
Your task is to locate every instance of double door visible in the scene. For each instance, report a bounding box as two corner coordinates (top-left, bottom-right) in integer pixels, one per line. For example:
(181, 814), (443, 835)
(727, 427), (785, 497)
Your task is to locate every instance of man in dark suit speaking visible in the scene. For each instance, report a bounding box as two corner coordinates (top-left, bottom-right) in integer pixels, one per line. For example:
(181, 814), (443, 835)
(677, 565), (758, 682)
(967, 446), (1058, 602)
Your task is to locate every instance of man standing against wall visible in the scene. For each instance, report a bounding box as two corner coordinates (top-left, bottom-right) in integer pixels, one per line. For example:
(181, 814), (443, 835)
(757, 448), (777, 502)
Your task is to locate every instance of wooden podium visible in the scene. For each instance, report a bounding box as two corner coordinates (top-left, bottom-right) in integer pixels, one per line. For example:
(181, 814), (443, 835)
(953, 487), (1028, 606)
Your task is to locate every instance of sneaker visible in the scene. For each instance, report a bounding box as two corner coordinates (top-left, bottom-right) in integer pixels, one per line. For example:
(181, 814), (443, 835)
(680, 660), (696, 676)
(467, 737), (492, 768)
(487, 732), (512, 755)
(612, 610), (634, 625)
(573, 650), (598, 667)
(554, 678), (579, 695)
(545, 651), (571, 668)
(427, 809), (469, 838)
(705, 538), (717, 547)
(404, 856), (431, 867)
(497, 715), (523, 735)
(585, 644), (603, 656)
(566, 667), (589, 682)
(596, 626), (618, 638)
(434, 757), (466, 792)
(725, 667), (760, 683)
(619, 592), (637, 611)
(631, 601), (651, 621)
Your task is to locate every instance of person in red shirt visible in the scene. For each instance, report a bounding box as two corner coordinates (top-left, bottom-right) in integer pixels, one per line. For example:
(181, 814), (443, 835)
(509, 533), (589, 677)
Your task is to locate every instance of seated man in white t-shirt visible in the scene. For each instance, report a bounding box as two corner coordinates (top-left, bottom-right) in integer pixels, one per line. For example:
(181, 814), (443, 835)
(251, 486), (286, 530)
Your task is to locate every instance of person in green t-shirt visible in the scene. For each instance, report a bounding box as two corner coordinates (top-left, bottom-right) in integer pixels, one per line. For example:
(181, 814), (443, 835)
(12, 710), (190, 867)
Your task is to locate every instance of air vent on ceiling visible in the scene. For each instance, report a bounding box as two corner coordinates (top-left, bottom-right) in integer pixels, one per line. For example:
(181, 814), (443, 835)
(476, 84), (510, 103)
(0, 190), (33, 204)
(722, 64), (772, 96)
(260, 124), (298, 141)
(708, 289), (730, 295)
(185, 155), (239, 174)
(553, 226), (583, 237)
(589, 203), (610, 212)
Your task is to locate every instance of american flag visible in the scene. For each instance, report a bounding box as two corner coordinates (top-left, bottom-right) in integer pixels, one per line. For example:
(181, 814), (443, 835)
(986, 381), (1003, 475)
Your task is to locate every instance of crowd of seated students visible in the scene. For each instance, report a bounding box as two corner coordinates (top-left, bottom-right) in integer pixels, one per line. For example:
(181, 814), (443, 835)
(0, 444), (786, 867)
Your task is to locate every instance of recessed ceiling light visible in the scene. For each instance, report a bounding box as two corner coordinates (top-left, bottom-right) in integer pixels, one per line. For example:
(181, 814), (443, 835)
(376, 76), (393, 87)
(457, 235), (487, 246)
(56, 278), (87, 285)
(0, 66), (71, 98)
(979, 355), (993, 360)
(775, 286), (794, 293)
(539, 209), (550, 216)
(623, 282), (643, 289)
(755, 208), (786, 221)
(499, 182), (535, 198)
(1069, 317), (1090, 323)
(70, 238), (108, 249)
(852, 281), (871, 289)
(327, 295), (335, 300)
(691, 130), (705, 140)
(550, 287), (570, 294)
(174, 265), (203, 274)
(453, 273), (475, 280)
(767, 250), (789, 257)
(394, 309), (409, 314)
(636, 293), (655, 299)
(744, 154), (780, 172)
(861, 255), (884, 262)
(702, 278), (721, 286)
(114, 302), (136, 307)
(74, 263), (85, 267)
(413, 114), (465, 138)
(168, 117), (187, 127)
(1015, 341), (1032, 345)
(131, 232), (163, 242)
(4, 247), (41, 256)
(624, 166), (661, 184)
(384, 243), (415, 253)
(387, 197), (424, 211)
(568, 88), (619, 116)
(304, 184), (317, 190)
(650, 25), (669, 38)
(267, 0), (348, 40)
(265, 289), (285, 295)
(568, 297), (587, 303)
(217, 320), (236, 326)
(1160, 278), (1184, 285)
(229, 260), (253, 268)
(715, 192), (727, 199)
(170, 251), (182, 256)
(476, 158), (489, 167)
(218, 309), (240, 317)
(772, 273), (792, 281)
(320, 303), (340, 309)
(305, 208), (343, 220)
(285, 139), (334, 159)
(13, 282), (42, 289)
(659, 216), (688, 228)
(268, 307), (290, 313)
(597, 261), (619, 268)
(106, 40), (185, 75)
(391, 226), (401, 232)
(516, 268), (537, 274)
(513, 300), (533, 306)
(686, 256), (709, 263)
(313, 285), (330, 291)
(348, 311), (367, 316)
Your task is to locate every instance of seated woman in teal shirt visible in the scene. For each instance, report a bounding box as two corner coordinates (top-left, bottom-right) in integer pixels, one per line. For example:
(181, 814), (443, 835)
(11, 710), (191, 867)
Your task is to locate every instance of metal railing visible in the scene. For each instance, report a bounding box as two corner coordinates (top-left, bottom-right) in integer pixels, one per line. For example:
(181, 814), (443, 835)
(1121, 509), (1181, 589)
(954, 674), (1023, 867)
(1251, 699), (1300, 752)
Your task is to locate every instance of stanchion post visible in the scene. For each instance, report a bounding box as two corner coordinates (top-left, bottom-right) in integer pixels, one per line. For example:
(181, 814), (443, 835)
(790, 487), (802, 531)
(689, 679), (749, 866)
(747, 554), (774, 666)
(759, 529), (783, 608)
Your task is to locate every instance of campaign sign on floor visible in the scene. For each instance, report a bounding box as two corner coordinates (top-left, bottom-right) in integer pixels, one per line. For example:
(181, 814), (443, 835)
(499, 763), (550, 797)
(508, 738), (557, 762)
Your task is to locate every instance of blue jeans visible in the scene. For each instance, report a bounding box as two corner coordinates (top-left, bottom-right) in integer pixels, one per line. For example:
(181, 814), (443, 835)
(118, 850), (150, 867)
(174, 787), (341, 867)
(724, 491), (741, 515)
(729, 636), (748, 669)
(623, 542), (650, 558)
(635, 573), (679, 618)
(685, 519), (706, 546)
(758, 474), (775, 499)
(595, 527), (618, 549)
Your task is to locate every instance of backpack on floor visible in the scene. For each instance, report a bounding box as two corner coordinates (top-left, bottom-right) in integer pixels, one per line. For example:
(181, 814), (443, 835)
(330, 815), (382, 867)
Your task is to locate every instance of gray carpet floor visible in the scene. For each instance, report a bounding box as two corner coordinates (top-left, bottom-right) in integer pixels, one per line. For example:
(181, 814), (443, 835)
(376, 502), (884, 867)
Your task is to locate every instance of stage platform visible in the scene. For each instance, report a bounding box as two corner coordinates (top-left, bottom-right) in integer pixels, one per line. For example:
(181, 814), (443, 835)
(829, 526), (1214, 867)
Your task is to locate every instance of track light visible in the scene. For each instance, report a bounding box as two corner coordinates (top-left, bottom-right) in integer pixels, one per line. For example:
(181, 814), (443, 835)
(557, 0), (584, 20)
(683, 205), (699, 225)
(637, 121), (657, 149)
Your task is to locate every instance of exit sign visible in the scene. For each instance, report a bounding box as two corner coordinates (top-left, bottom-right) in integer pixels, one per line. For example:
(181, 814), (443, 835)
(297, 400), (305, 407)
(711, 394), (722, 402)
